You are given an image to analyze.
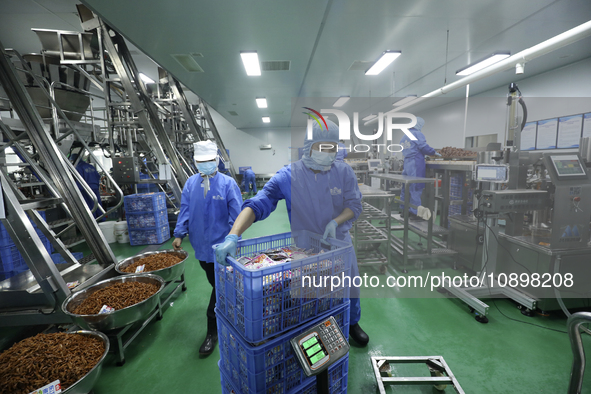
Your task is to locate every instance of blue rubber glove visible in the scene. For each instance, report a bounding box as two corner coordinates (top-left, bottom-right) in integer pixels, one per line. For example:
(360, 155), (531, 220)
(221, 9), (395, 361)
(322, 220), (338, 241)
(435, 152), (442, 157)
(215, 234), (239, 265)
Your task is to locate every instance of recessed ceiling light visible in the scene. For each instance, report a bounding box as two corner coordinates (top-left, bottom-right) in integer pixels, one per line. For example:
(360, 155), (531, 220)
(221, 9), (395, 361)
(240, 51), (261, 76)
(365, 51), (401, 76)
(139, 73), (155, 84)
(333, 96), (350, 107)
(256, 98), (268, 108)
(456, 52), (511, 76)
(362, 114), (377, 121)
(393, 95), (417, 107)
(262, 116), (270, 123)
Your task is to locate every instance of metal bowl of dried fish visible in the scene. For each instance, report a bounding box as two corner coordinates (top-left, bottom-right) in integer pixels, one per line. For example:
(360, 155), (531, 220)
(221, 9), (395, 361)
(0, 330), (109, 394)
(115, 249), (188, 282)
(61, 274), (165, 331)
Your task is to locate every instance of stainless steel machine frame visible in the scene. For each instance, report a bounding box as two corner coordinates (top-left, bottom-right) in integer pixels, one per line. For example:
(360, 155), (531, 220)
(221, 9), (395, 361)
(352, 185), (393, 273)
(371, 356), (465, 394)
(371, 173), (456, 272)
(567, 311), (591, 394)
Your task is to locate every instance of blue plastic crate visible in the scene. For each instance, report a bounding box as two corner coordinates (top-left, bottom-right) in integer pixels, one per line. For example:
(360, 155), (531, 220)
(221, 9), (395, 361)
(124, 192), (166, 213)
(51, 252), (84, 265)
(129, 224), (170, 246)
(219, 356), (348, 394)
(214, 231), (352, 342)
(0, 211), (46, 247)
(217, 302), (350, 394)
(126, 209), (168, 229)
(0, 244), (27, 272)
(238, 166), (252, 175)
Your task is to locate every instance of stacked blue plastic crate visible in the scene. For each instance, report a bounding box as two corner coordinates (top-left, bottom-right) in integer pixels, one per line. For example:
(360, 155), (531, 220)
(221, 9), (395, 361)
(136, 172), (159, 193)
(214, 231), (352, 394)
(448, 175), (473, 221)
(0, 211), (52, 281)
(124, 192), (170, 245)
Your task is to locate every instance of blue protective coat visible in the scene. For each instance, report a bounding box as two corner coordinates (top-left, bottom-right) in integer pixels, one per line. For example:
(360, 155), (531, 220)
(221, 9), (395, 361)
(399, 117), (436, 215)
(243, 120), (363, 324)
(243, 169), (257, 194)
(74, 159), (102, 218)
(173, 172), (242, 263)
(335, 142), (348, 161)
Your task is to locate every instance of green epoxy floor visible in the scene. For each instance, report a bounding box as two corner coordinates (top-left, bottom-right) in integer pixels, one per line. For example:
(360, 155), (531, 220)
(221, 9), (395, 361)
(83, 200), (591, 393)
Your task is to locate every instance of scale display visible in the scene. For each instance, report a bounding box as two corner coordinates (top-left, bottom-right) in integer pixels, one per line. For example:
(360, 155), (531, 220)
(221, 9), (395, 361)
(550, 155), (586, 178)
(367, 159), (382, 171)
(475, 165), (508, 183)
(291, 316), (350, 377)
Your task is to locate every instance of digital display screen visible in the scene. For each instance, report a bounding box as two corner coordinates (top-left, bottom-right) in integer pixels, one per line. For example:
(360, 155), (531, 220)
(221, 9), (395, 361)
(476, 165), (508, 182)
(301, 334), (327, 366)
(551, 155), (585, 177)
(367, 160), (382, 170)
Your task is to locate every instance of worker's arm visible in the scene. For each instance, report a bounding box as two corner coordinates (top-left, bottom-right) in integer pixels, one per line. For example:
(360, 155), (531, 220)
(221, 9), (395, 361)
(333, 207), (355, 225)
(172, 177), (193, 249)
(229, 207), (256, 237)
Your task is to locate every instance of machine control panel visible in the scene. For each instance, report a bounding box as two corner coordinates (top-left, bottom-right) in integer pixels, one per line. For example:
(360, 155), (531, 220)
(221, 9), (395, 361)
(290, 316), (349, 377)
(112, 156), (140, 184)
(549, 154), (587, 180)
(480, 189), (548, 213)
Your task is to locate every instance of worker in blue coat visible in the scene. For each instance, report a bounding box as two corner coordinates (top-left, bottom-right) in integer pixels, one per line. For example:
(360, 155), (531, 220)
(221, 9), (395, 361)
(335, 140), (348, 162)
(70, 153), (102, 218)
(399, 117), (440, 218)
(242, 168), (257, 195)
(172, 140), (242, 357)
(215, 120), (370, 346)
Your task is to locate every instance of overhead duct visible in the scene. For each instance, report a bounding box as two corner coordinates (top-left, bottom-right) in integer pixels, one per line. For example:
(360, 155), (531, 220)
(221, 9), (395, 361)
(366, 19), (591, 125)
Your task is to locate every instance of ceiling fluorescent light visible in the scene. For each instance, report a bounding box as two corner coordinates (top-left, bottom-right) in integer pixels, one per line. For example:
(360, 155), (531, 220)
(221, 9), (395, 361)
(256, 98), (268, 108)
(362, 114), (377, 121)
(393, 95), (417, 107)
(456, 52), (511, 76)
(240, 51), (261, 76)
(333, 96), (350, 107)
(365, 51), (401, 76)
(139, 73), (155, 84)
(262, 116), (270, 123)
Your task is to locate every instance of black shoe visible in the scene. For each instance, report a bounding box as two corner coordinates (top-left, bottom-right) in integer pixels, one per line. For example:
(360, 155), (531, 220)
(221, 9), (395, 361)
(199, 333), (218, 356)
(349, 323), (369, 346)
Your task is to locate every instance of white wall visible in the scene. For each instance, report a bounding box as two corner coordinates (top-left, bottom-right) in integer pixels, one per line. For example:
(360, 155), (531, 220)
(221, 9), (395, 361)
(209, 108), (295, 174)
(417, 57), (591, 149)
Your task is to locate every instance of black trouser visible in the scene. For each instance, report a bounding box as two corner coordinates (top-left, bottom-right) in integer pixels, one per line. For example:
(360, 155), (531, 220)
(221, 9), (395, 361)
(199, 260), (217, 334)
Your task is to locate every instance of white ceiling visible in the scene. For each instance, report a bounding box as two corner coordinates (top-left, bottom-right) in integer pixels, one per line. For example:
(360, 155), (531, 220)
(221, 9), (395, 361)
(1, 0), (590, 129)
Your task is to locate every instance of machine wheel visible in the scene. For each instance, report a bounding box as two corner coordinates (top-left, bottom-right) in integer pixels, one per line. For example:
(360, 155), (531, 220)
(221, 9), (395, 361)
(475, 314), (489, 324)
(520, 308), (534, 317)
(469, 307), (475, 313)
(156, 314), (163, 321)
(116, 359), (126, 367)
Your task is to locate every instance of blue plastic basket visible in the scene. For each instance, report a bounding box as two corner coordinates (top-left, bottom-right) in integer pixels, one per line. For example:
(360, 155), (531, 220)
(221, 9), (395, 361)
(238, 166), (252, 175)
(214, 231), (352, 343)
(0, 211), (46, 247)
(51, 252), (84, 264)
(219, 356), (348, 394)
(217, 302), (349, 394)
(129, 224), (170, 246)
(126, 209), (168, 230)
(0, 233), (51, 272)
(124, 192), (166, 213)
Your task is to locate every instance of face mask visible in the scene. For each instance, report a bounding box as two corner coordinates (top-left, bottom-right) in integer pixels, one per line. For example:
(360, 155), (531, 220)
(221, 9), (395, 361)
(197, 161), (217, 175)
(311, 150), (336, 166)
